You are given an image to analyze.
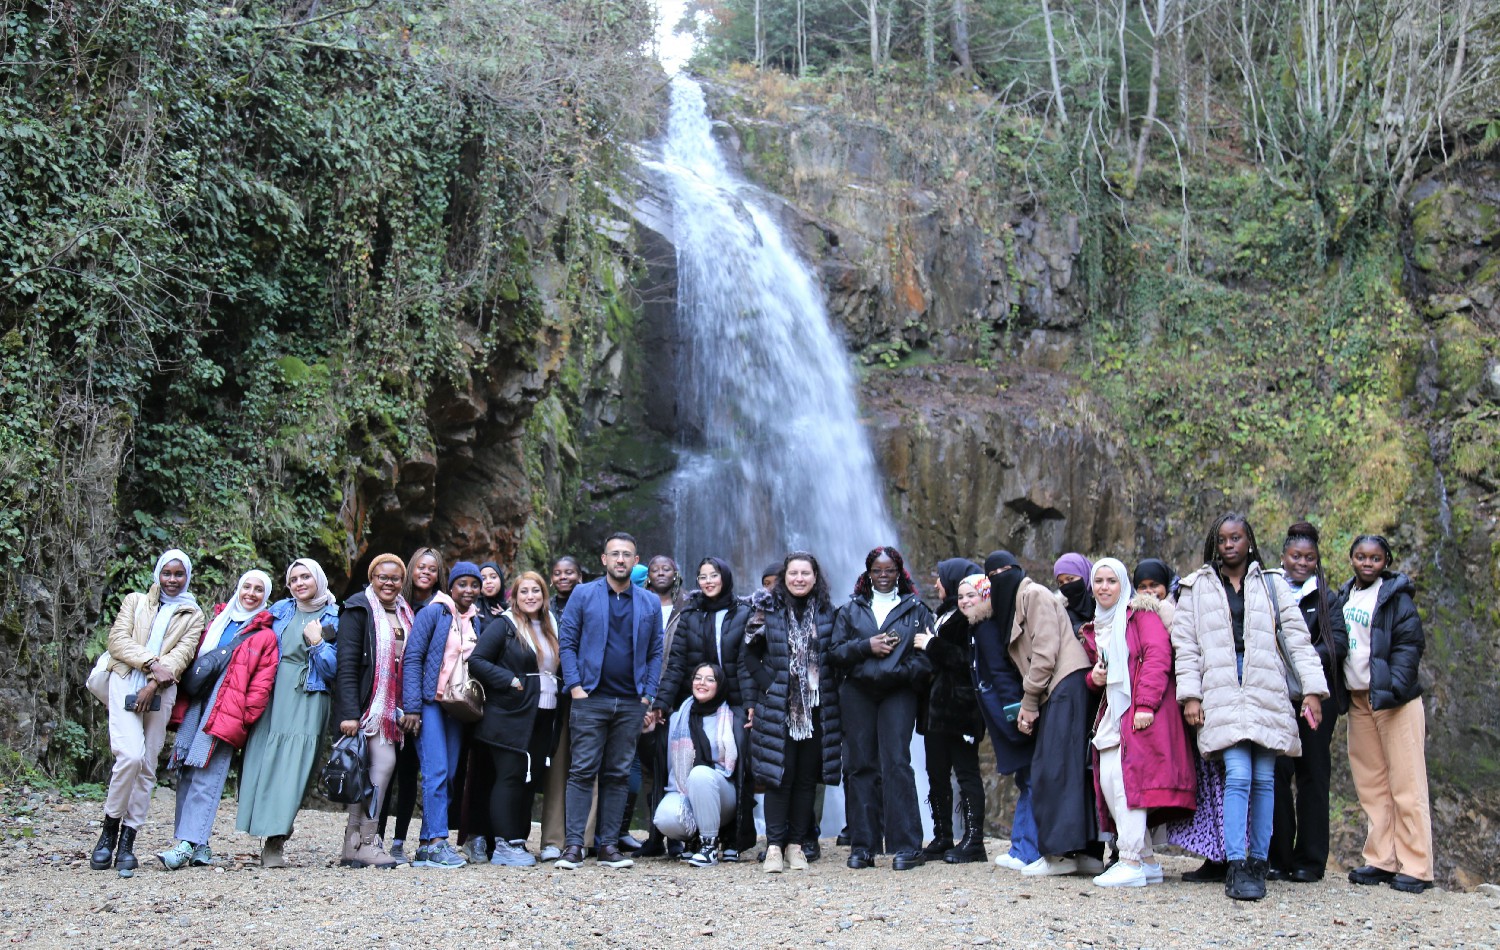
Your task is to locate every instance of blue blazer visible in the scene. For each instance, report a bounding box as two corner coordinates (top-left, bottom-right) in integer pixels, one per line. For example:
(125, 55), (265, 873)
(558, 578), (664, 700)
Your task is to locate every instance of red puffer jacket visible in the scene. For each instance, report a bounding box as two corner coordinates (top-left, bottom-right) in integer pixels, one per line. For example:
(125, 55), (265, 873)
(170, 606), (280, 748)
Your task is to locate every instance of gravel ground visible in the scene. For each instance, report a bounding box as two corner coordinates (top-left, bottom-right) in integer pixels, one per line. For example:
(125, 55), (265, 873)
(2, 788), (1497, 950)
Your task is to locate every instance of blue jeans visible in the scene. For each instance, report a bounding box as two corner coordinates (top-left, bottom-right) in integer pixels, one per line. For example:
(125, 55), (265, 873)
(1008, 766), (1041, 864)
(565, 694), (645, 848)
(417, 702), (462, 841)
(1222, 741), (1276, 861)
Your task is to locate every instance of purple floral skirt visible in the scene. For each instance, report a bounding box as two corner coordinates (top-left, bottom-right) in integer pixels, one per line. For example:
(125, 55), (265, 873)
(1164, 753), (1226, 861)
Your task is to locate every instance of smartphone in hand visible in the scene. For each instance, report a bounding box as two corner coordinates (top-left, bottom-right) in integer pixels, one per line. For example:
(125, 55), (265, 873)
(1002, 701), (1022, 723)
(124, 692), (161, 712)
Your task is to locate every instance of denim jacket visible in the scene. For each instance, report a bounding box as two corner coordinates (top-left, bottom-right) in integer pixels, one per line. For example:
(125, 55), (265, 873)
(268, 598), (339, 692)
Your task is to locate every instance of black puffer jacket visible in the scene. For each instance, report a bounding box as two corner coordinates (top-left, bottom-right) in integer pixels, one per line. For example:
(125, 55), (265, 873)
(655, 592), (750, 711)
(1295, 580), (1349, 714)
(467, 613), (563, 755)
(739, 589), (842, 788)
(1335, 571), (1424, 711)
(918, 607), (985, 737)
(829, 592), (935, 693)
(333, 591), (393, 726)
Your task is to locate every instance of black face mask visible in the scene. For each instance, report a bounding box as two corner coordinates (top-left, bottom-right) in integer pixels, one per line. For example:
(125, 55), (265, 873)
(1059, 578), (1091, 614)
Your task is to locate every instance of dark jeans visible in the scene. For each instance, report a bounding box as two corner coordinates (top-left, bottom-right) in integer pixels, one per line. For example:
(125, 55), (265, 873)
(377, 737), (419, 843)
(1270, 703), (1338, 873)
(841, 683), (921, 855)
(764, 710), (822, 848)
(564, 694), (644, 848)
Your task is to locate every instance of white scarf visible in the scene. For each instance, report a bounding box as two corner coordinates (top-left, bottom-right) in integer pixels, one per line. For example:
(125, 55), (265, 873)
(1092, 557), (1134, 730)
(202, 569), (273, 652)
(130, 549), (198, 692)
(286, 557), (336, 610)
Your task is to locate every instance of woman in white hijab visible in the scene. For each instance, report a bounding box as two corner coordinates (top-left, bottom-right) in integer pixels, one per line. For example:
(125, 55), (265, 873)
(158, 570), (281, 870)
(237, 558), (340, 867)
(90, 550), (205, 877)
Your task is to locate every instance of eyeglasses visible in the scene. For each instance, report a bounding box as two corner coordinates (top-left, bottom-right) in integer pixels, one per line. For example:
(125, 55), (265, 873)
(691, 675), (718, 684)
(696, 574), (719, 582)
(374, 575), (404, 585)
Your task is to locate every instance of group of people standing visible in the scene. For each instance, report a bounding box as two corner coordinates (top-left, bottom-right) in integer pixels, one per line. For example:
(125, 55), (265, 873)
(86, 514), (1434, 901)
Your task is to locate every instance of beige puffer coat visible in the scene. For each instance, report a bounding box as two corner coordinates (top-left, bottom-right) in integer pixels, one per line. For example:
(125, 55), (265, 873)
(1007, 577), (1091, 713)
(105, 584), (205, 679)
(1171, 564), (1328, 757)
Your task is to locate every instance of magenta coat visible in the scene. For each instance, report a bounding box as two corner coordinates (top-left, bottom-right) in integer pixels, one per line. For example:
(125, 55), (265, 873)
(1082, 600), (1197, 833)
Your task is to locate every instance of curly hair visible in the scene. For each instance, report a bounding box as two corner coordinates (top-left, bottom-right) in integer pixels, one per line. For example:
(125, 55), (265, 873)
(851, 545), (918, 599)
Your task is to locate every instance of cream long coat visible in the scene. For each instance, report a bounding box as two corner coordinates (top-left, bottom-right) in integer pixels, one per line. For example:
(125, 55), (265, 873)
(1171, 563), (1328, 757)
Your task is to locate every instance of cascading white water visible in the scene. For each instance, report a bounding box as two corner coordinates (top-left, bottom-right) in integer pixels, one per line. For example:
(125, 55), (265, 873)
(648, 76), (936, 839)
(650, 75), (897, 590)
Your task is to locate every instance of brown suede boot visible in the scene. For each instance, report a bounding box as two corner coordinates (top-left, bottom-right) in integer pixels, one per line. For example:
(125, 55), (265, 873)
(261, 834), (288, 868)
(339, 816), (362, 867)
(346, 819), (398, 869)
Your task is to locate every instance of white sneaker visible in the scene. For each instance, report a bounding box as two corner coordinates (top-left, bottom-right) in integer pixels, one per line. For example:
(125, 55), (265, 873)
(1093, 861), (1148, 887)
(539, 845), (562, 862)
(994, 853), (1029, 871)
(1021, 855), (1078, 876)
(1142, 861), (1164, 883)
(1076, 854), (1106, 874)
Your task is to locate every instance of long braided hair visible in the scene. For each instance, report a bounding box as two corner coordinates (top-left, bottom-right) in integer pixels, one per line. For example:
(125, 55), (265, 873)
(1201, 511), (1263, 572)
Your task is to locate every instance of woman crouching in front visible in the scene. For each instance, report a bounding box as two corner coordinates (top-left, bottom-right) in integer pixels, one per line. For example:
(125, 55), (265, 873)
(653, 663), (746, 866)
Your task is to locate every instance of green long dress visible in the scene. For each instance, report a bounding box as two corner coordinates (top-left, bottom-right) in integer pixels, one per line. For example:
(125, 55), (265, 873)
(237, 607), (329, 837)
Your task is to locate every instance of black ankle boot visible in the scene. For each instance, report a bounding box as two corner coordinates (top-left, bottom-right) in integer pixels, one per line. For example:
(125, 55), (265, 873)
(1184, 858), (1228, 882)
(923, 785), (954, 857)
(944, 793), (988, 864)
(90, 815), (120, 870)
(616, 792), (642, 850)
(115, 826), (139, 877)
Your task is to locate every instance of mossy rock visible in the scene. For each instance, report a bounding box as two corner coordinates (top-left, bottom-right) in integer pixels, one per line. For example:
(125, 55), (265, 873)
(1450, 408), (1500, 490)
(1433, 314), (1491, 410)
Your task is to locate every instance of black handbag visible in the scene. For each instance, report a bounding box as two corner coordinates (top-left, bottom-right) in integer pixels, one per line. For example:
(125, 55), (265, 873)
(180, 630), (251, 699)
(320, 732), (373, 807)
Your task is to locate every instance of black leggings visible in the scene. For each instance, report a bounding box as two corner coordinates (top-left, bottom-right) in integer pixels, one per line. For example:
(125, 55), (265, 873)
(763, 713), (822, 848)
(924, 732), (985, 812)
(486, 709), (556, 843)
(378, 738), (419, 843)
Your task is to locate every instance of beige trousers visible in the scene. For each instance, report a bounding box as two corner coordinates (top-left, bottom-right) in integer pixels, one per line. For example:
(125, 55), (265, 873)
(540, 716), (597, 849)
(1347, 691), (1433, 880)
(105, 675), (177, 827)
(1099, 746), (1152, 862)
(348, 733), (399, 822)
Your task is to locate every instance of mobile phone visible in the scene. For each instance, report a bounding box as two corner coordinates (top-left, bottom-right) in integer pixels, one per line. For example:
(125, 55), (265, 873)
(1002, 701), (1022, 723)
(124, 692), (161, 712)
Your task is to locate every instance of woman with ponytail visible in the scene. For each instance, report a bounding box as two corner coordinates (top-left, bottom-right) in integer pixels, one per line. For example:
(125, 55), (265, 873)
(1268, 523), (1348, 882)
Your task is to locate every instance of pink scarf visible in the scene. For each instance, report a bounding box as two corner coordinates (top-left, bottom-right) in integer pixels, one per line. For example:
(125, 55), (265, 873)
(432, 590), (478, 696)
(361, 585), (414, 744)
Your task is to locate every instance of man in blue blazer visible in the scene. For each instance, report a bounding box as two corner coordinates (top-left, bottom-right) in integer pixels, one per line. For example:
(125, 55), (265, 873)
(555, 531), (665, 869)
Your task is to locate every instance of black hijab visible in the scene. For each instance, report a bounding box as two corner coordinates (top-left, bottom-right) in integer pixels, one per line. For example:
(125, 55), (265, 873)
(478, 561), (506, 616)
(1132, 558), (1175, 595)
(936, 558), (982, 614)
(688, 663), (729, 768)
(984, 550), (1024, 638)
(696, 557), (736, 613)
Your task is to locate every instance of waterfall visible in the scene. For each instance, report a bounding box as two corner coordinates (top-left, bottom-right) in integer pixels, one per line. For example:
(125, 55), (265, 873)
(648, 75), (936, 840)
(650, 75), (897, 589)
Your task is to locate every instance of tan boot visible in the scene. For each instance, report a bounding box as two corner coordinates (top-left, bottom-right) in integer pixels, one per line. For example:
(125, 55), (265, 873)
(787, 844), (808, 871)
(261, 835), (288, 869)
(763, 844), (784, 873)
(339, 817), (362, 868)
(347, 819), (398, 869)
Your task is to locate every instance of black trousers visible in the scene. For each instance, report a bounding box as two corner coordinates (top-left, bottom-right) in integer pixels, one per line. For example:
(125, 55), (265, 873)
(924, 732), (984, 825)
(483, 708), (557, 844)
(764, 711), (821, 848)
(841, 683), (922, 855)
(377, 738), (419, 842)
(1270, 703), (1338, 873)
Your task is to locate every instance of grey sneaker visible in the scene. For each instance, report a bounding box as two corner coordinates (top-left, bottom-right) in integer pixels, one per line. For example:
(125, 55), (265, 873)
(539, 845), (562, 861)
(190, 843), (213, 867)
(388, 841), (409, 864)
(156, 840), (193, 871)
(464, 836), (490, 864)
(418, 841), (466, 869)
(489, 840), (538, 867)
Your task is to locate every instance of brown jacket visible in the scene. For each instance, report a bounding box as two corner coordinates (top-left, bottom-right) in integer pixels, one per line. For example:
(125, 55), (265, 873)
(105, 584), (205, 680)
(1008, 577), (1091, 713)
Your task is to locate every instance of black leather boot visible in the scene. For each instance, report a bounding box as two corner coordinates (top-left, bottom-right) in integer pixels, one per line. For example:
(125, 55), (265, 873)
(943, 792), (988, 864)
(90, 815), (120, 870)
(1184, 858), (1229, 882)
(616, 792), (643, 851)
(923, 783), (955, 858)
(115, 826), (139, 877)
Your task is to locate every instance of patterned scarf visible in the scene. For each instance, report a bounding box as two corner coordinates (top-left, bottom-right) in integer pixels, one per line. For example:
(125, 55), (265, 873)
(667, 696), (737, 794)
(362, 585), (414, 744)
(785, 602), (821, 741)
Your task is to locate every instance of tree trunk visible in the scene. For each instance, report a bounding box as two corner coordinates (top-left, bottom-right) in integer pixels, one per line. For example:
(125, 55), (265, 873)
(924, 0), (936, 84)
(951, 0), (972, 73)
(1041, 0), (1069, 123)
(868, 0), (880, 68)
(1132, 0), (1166, 183)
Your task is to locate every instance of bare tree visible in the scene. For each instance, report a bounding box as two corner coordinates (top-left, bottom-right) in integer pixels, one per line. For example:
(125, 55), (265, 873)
(1042, 0), (1069, 123)
(951, 0), (972, 74)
